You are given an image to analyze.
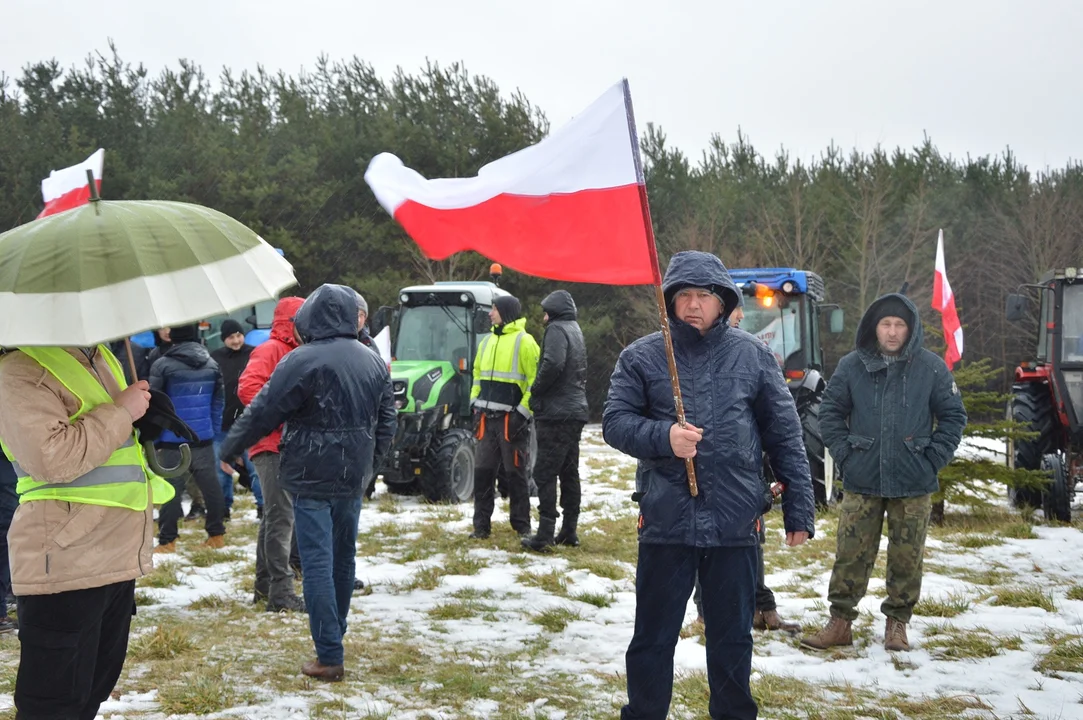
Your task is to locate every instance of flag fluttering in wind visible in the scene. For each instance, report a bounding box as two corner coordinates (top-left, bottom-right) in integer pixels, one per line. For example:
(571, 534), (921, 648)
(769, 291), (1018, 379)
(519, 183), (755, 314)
(933, 229), (963, 369)
(38, 148), (105, 218)
(364, 82), (659, 286)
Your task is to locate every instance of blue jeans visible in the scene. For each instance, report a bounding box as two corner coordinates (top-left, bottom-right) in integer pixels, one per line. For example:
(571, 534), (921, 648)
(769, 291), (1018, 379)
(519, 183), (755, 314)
(623, 543), (758, 720)
(292, 494), (362, 666)
(214, 436), (263, 509)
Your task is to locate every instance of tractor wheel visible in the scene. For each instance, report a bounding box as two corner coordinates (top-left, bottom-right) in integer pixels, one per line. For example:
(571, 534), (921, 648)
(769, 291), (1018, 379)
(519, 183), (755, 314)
(420, 429), (476, 503)
(1041, 453), (1071, 522)
(1009, 382), (1056, 509)
(798, 395), (836, 507)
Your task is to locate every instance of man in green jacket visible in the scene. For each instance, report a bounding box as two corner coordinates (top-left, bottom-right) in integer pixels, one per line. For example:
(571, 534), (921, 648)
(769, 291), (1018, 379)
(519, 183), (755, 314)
(801, 293), (967, 652)
(470, 294), (540, 539)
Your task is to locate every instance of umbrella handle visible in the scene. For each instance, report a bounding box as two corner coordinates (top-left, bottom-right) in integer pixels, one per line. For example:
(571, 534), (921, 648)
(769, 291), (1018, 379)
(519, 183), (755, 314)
(143, 440), (191, 478)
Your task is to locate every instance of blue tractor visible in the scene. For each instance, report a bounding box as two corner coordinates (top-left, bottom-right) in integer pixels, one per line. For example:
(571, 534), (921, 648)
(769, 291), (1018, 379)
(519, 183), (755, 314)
(727, 267), (845, 506)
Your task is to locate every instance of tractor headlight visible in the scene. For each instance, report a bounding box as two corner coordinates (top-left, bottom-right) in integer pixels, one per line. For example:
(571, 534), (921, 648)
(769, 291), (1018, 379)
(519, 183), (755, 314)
(460, 293), (470, 304)
(782, 281), (795, 294)
(400, 293), (410, 304)
(1067, 267), (1078, 279)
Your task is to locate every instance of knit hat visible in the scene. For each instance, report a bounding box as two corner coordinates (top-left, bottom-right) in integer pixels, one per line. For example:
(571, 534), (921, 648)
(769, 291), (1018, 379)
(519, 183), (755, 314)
(219, 319), (245, 340)
(493, 295), (522, 325)
(872, 297), (912, 330)
(168, 324), (200, 343)
(354, 291), (368, 316)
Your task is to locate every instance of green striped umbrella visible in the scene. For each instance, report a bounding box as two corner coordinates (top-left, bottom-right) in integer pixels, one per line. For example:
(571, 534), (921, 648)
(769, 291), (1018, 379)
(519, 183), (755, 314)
(0, 198), (297, 346)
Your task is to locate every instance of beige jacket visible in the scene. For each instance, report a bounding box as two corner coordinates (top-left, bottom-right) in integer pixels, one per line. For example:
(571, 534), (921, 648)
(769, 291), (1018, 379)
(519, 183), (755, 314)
(0, 348), (155, 596)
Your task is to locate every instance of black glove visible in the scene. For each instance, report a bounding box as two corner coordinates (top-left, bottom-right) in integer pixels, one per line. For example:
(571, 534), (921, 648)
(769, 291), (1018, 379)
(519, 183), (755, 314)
(235, 463), (253, 490)
(133, 390), (197, 444)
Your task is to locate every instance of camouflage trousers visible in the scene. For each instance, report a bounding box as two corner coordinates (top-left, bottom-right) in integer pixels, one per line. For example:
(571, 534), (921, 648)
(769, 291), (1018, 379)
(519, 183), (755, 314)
(827, 492), (932, 623)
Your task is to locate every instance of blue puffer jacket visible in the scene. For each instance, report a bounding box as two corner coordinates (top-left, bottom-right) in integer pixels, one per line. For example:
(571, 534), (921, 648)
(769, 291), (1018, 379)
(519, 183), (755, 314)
(221, 284), (398, 500)
(820, 293), (967, 498)
(603, 251), (815, 546)
(148, 342), (225, 446)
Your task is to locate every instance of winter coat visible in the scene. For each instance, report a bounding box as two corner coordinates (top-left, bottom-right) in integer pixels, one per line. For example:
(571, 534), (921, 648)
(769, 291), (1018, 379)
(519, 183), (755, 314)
(0, 348), (156, 595)
(602, 251), (815, 547)
(148, 342), (224, 446)
(820, 293), (967, 498)
(531, 291), (589, 423)
(221, 284), (397, 500)
(211, 343), (255, 432)
(237, 296), (305, 457)
(471, 317), (541, 417)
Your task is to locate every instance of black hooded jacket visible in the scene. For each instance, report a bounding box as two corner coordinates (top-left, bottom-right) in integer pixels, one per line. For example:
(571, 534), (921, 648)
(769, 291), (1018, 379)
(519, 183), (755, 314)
(221, 284), (398, 499)
(211, 343), (255, 432)
(531, 290), (589, 422)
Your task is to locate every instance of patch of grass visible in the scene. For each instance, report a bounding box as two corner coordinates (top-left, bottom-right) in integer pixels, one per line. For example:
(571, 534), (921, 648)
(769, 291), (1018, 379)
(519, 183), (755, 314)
(990, 585), (1057, 612)
(1035, 632), (1083, 675)
(377, 492), (403, 513)
(571, 591), (613, 608)
(137, 560), (182, 588)
(185, 546), (247, 568)
(570, 514), (638, 566)
(442, 550), (485, 576)
(186, 593), (240, 611)
(953, 534), (1003, 548)
(128, 624), (195, 661)
(889, 693), (992, 718)
(680, 617), (704, 641)
(927, 563), (1012, 586)
(157, 671), (239, 715)
(427, 598), (496, 621)
(567, 556), (628, 581)
(531, 605), (582, 632)
(134, 590), (160, 606)
(923, 624), (1023, 659)
(914, 592), (971, 618)
(1066, 585), (1083, 601)
(518, 568), (568, 595)
(1002, 522), (1039, 539)
(399, 564), (444, 592)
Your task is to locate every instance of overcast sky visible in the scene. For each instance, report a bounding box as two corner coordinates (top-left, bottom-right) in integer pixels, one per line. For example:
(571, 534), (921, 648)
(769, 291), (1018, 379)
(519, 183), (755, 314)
(3, 0), (1082, 172)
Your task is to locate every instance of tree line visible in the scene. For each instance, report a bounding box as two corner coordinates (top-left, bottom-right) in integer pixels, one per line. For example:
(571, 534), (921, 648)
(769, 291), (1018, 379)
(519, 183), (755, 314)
(1, 45), (1078, 418)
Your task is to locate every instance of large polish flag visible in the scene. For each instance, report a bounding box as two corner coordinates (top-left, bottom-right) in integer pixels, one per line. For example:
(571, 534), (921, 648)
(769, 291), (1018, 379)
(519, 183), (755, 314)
(364, 81), (660, 285)
(933, 229), (963, 369)
(38, 148), (105, 218)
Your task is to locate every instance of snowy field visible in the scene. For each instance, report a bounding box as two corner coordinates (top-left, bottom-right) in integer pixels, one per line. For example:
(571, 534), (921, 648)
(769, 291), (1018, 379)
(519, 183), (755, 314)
(2, 427), (1082, 719)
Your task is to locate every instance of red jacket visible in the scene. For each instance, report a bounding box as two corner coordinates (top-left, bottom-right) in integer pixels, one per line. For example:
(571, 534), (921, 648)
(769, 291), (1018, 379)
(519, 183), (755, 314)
(238, 296), (305, 457)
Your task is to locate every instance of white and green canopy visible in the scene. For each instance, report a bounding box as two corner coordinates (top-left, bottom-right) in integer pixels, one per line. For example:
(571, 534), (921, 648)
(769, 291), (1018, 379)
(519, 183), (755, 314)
(0, 199), (297, 346)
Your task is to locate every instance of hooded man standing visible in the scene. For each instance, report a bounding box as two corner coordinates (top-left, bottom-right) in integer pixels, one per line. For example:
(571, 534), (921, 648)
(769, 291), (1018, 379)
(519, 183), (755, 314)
(211, 319), (262, 520)
(221, 284), (396, 680)
(470, 294), (540, 539)
(522, 290), (589, 552)
(801, 293), (966, 653)
(603, 251), (815, 720)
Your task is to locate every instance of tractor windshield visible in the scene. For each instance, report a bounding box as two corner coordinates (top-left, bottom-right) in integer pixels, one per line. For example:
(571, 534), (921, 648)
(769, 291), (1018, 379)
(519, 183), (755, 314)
(394, 305), (472, 367)
(739, 294), (804, 368)
(1062, 283), (1083, 364)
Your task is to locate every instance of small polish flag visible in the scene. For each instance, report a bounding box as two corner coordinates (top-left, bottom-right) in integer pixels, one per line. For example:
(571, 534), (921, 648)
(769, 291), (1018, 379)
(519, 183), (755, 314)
(38, 149), (105, 218)
(932, 229), (963, 369)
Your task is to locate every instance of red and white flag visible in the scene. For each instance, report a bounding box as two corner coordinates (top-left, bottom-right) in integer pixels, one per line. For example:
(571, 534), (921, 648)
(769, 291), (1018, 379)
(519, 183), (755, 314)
(932, 229), (963, 369)
(364, 81), (659, 285)
(38, 148), (105, 218)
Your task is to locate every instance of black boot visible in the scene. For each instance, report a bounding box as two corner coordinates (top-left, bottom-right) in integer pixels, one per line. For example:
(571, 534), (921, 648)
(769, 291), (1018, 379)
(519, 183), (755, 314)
(554, 512), (579, 547)
(522, 517), (556, 552)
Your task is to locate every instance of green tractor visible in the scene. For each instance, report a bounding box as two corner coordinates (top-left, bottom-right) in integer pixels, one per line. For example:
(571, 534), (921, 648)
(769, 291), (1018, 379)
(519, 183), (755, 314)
(370, 267), (516, 502)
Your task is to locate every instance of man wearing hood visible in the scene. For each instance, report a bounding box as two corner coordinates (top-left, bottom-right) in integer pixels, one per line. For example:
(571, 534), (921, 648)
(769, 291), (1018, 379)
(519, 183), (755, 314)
(603, 250), (815, 720)
(149, 323), (227, 551)
(235, 296), (306, 613)
(801, 293), (966, 653)
(211, 319), (262, 520)
(221, 284), (396, 681)
(470, 294), (541, 539)
(522, 290), (589, 552)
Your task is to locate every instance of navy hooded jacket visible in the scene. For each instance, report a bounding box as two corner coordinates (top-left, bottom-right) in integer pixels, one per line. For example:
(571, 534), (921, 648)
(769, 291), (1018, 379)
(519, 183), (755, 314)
(220, 284), (398, 500)
(148, 342), (224, 446)
(602, 251), (815, 546)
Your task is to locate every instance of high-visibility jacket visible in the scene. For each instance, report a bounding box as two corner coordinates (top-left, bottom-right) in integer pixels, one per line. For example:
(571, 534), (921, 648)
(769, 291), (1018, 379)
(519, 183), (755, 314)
(1, 345), (175, 510)
(471, 318), (540, 417)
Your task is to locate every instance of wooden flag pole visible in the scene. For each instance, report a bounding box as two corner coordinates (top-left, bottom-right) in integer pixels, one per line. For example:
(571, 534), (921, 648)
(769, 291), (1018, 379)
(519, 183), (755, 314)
(622, 79), (699, 498)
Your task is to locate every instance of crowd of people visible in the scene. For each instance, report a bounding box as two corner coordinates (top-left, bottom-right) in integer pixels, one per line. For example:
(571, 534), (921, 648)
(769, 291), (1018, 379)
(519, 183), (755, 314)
(0, 250), (968, 720)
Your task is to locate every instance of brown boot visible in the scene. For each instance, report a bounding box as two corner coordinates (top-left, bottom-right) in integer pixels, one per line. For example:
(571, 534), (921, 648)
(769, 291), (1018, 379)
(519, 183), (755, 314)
(885, 617), (910, 651)
(203, 534), (226, 549)
(153, 541), (176, 554)
(757, 609), (801, 634)
(302, 659), (344, 682)
(800, 616), (853, 650)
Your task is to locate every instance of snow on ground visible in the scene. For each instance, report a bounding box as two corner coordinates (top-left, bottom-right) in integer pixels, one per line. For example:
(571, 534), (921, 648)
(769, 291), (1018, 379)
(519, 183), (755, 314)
(1, 427), (1082, 719)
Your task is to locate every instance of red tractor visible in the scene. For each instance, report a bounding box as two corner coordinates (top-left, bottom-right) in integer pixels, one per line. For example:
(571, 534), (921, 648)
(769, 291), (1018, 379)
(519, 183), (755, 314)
(1005, 267), (1083, 521)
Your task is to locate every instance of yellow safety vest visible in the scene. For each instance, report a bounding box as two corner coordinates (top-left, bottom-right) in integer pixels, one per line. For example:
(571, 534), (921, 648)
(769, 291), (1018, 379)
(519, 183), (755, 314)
(470, 317), (540, 416)
(1, 345), (175, 510)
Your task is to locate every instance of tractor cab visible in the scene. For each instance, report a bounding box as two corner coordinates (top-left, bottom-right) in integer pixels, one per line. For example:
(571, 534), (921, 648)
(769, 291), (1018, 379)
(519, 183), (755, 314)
(1006, 267), (1083, 519)
(727, 267), (845, 505)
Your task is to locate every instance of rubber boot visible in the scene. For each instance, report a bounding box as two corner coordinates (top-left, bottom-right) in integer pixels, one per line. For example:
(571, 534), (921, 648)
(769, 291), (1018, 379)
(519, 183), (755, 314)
(554, 512), (579, 547)
(522, 517), (557, 553)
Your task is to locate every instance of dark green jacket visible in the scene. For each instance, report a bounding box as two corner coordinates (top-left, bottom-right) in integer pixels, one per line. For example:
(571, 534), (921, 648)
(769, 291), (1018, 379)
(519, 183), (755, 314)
(820, 293), (967, 498)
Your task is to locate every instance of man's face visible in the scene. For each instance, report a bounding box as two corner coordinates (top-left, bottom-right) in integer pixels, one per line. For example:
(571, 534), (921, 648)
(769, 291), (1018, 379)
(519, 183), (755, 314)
(543, 311), (550, 325)
(224, 332), (245, 351)
(489, 307), (502, 326)
(157, 327), (171, 343)
(728, 307), (745, 328)
(674, 288), (723, 334)
(876, 316), (909, 355)
(358, 310), (367, 332)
